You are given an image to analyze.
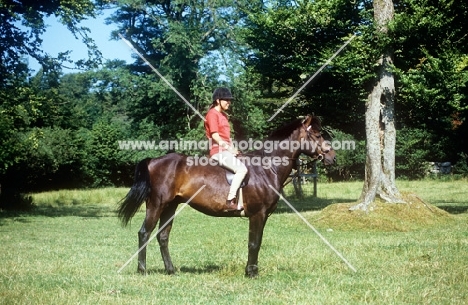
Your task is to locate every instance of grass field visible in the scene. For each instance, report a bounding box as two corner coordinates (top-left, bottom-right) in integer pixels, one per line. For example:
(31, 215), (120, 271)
(0, 180), (467, 304)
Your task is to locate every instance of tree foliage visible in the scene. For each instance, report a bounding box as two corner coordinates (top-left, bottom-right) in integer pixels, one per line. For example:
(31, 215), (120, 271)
(243, 0), (467, 179)
(1, 0), (467, 209)
(242, 0), (373, 126)
(392, 0), (468, 162)
(0, 0), (103, 83)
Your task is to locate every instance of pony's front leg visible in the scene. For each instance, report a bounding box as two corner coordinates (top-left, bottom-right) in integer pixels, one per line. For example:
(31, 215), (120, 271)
(245, 212), (267, 278)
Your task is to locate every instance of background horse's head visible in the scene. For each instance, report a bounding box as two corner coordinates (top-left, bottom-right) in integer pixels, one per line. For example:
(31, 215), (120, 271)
(300, 114), (336, 166)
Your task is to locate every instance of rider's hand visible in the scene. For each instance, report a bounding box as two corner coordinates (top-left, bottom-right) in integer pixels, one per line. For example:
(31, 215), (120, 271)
(228, 146), (239, 156)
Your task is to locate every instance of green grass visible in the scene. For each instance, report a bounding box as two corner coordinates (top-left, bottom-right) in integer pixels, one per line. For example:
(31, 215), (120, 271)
(0, 181), (467, 304)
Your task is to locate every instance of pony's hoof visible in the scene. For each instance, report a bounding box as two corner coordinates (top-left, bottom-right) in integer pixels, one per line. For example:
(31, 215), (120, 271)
(137, 265), (147, 275)
(245, 265), (259, 278)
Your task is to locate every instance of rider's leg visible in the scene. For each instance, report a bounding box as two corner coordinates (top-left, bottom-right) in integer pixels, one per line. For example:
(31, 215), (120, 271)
(212, 151), (248, 201)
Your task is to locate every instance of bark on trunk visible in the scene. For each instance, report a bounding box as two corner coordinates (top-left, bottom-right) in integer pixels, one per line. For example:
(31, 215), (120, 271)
(379, 55), (402, 202)
(350, 0), (403, 211)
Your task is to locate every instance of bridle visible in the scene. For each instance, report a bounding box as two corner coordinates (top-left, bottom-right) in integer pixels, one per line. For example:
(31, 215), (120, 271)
(281, 126), (324, 189)
(302, 124), (329, 161)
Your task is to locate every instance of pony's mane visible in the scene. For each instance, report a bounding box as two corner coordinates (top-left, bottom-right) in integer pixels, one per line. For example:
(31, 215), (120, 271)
(309, 116), (322, 132)
(242, 115), (322, 157)
(267, 118), (303, 141)
(267, 116), (322, 141)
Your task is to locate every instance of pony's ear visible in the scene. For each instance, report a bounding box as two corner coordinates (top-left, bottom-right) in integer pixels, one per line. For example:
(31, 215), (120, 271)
(301, 114), (313, 126)
(302, 114), (321, 132)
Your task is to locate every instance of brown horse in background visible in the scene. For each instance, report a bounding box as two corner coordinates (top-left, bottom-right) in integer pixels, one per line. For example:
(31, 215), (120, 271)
(117, 114), (335, 277)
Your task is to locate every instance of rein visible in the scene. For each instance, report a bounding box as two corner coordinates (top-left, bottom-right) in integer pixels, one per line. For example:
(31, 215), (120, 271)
(282, 168), (300, 188)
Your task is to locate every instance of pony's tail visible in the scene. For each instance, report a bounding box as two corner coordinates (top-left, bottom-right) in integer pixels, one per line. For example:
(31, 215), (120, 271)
(118, 158), (151, 226)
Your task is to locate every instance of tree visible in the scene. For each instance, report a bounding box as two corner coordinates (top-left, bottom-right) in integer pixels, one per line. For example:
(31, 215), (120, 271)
(350, 0), (403, 211)
(2, 0), (467, 202)
(0, 0), (104, 208)
(237, 0), (468, 180)
(108, 0), (264, 136)
(242, 0), (367, 126)
(0, 0), (103, 83)
(392, 0), (468, 165)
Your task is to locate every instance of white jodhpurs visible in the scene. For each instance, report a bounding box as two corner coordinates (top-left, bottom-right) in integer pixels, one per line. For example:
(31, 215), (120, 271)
(211, 151), (248, 200)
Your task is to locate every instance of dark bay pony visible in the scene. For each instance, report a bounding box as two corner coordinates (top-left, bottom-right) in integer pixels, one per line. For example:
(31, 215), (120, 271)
(118, 114), (335, 277)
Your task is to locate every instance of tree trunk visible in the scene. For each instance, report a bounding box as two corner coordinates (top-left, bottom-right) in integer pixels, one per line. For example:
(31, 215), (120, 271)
(350, 0), (403, 211)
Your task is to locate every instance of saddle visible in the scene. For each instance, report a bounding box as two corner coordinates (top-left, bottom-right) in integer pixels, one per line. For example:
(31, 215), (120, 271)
(225, 169), (249, 188)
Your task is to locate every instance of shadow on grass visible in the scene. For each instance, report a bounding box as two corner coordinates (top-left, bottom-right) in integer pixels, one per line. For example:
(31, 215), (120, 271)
(0, 203), (115, 225)
(276, 195), (468, 215)
(436, 204), (468, 214)
(274, 195), (353, 214)
(179, 265), (222, 274)
(145, 264), (222, 275)
(2, 195), (338, 227)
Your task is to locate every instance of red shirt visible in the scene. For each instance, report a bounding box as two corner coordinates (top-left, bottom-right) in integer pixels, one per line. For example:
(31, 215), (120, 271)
(205, 107), (231, 156)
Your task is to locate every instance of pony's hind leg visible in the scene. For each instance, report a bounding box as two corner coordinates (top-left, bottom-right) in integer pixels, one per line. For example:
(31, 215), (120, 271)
(157, 202), (179, 274)
(137, 205), (160, 275)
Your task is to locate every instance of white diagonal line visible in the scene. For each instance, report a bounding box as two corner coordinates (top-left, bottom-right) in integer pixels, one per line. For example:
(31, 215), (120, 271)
(268, 34), (357, 122)
(118, 33), (205, 121)
(117, 184), (206, 273)
(268, 185), (357, 272)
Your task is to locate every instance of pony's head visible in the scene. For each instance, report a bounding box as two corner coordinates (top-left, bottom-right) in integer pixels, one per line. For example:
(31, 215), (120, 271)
(299, 114), (336, 166)
(266, 114), (336, 165)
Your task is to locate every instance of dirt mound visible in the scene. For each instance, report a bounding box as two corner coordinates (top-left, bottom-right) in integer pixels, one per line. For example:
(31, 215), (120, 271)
(314, 192), (452, 231)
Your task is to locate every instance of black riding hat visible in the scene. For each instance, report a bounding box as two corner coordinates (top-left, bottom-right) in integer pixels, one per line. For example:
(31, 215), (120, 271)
(212, 87), (234, 101)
